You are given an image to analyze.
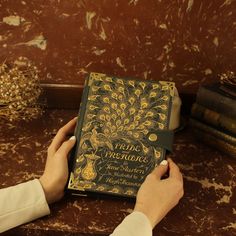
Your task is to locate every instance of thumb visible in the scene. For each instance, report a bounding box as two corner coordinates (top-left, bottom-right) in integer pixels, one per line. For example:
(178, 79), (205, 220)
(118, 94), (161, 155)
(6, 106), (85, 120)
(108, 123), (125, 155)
(56, 136), (76, 157)
(151, 160), (169, 180)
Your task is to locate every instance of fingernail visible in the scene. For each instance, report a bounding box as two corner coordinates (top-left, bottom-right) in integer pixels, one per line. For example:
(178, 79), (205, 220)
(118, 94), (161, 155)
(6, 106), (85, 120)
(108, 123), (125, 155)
(69, 136), (76, 141)
(160, 160), (168, 166)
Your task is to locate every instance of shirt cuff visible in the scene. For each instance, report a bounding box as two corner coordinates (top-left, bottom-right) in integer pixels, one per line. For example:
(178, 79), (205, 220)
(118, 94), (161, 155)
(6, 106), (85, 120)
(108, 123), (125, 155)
(0, 179), (50, 233)
(110, 211), (152, 236)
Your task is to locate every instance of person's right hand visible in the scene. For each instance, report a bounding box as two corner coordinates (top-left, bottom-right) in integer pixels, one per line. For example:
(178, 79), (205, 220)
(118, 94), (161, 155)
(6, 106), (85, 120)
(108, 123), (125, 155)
(134, 158), (184, 228)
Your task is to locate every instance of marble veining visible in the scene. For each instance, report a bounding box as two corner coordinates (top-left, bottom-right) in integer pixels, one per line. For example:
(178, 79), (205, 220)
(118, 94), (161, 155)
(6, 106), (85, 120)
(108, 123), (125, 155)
(0, 0), (235, 92)
(0, 110), (235, 235)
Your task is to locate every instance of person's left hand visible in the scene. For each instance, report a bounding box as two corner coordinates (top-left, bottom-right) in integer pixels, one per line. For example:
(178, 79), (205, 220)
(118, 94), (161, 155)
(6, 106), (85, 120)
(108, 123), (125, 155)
(39, 117), (77, 204)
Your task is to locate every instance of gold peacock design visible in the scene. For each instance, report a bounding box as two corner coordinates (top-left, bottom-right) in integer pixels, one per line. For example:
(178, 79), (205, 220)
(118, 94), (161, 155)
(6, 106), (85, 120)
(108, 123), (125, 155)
(74, 73), (174, 186)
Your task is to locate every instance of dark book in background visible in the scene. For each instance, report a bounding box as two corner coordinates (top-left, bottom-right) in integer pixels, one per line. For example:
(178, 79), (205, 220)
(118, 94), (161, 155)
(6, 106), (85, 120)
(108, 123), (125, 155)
(67, 72), (174, 198)
(196, 83), (236, 119)
(191, 103), (236, 136)
(189, 118), (236, 146)
(192, 128), (236, 159)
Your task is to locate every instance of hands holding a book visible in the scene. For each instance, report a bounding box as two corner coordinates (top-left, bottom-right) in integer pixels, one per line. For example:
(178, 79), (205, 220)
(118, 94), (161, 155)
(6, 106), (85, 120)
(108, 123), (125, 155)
(40, 117), (184, 229)
(134, 158), (184, 228)
(39, 117), (77, 204)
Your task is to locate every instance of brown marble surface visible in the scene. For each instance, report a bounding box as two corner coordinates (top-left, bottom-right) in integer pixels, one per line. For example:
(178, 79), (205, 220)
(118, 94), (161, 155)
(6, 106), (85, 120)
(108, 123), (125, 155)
(0, 0), (235, 93)
(0, 110), (235, 236)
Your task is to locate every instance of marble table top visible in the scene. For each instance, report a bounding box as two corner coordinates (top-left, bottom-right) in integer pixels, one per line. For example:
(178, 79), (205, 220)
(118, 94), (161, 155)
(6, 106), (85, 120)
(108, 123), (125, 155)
(1, 110), (235, 236)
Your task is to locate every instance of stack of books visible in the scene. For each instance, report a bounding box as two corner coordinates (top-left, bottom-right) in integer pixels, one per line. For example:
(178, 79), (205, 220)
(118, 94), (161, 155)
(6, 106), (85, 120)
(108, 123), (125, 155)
(190, 83), (236, 158)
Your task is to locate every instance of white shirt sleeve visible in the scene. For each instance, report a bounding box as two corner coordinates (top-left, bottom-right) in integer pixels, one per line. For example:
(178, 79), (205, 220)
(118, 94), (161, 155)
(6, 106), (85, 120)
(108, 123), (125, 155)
(110, 211), (152, 236)
(0, 179), (50, 233)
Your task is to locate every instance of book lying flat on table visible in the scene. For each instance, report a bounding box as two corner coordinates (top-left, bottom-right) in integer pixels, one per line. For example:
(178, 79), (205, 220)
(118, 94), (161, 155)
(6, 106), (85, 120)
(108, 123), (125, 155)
(196, 83), (236, 119)
(191, 103), (236, 136)
(67, 72), (174, 198)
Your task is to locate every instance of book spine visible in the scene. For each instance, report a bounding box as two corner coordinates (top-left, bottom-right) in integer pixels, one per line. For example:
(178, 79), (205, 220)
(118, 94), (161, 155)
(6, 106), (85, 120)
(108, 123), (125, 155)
(189, 118), (236, 145)
(69, 77), (91, 172)
(196, 86), (236, 119)
(193, 128), (236, 159)
(191, 103), (236, 136)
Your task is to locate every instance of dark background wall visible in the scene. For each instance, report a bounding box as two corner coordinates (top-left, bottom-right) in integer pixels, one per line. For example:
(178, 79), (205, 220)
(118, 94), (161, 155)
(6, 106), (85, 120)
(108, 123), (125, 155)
(0, 0), (235, 94)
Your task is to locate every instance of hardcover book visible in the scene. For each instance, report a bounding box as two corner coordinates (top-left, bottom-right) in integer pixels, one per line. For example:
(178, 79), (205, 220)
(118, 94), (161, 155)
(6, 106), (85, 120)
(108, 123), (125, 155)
(191, 103), (236, 136)
(196, 83), (236, 119)
(67, 72), (174, 198)
(192, 129), (236, 159)
(189, 118), (236, 145)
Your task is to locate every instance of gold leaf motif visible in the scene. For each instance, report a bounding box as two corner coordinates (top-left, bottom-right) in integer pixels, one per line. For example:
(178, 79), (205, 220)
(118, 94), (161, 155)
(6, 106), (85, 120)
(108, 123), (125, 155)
(124, 118), (130, 124)
(116, 120), (121, 126)
(127, 131), (133, 136)
(120, 103), (126, 110)
(128, 97), (135, 105)
(128, 80), (135, 87)
(154, 149), (161, 159)
(91, 72), (105, 81)
(99, 114), (106, 121)
(134, 89), (141, 97)
(141, 102), (148, 109)
(133, 132), (140, 138)
(103, 106), (110, 113)
(145, 111), (154, 118)
(111, 114), (117, 120)
(161, 95), (169, 101)
(104, 128), (110, 135)
(139, 82), (146, 90)
(125, 189), (134, 195)
(111, 102), (118, 110)
(149, 91), (157, 98)
(103, 97), (110, 103)
(143, 129), (149, 135)
(143, 145), (149, 153)
(91, 86), (100, 92)
(88, 95), (99, 101)
(89, 105), (99, 110)
(96, 186), (106, 191)
(159, 114), (166, 120)
(129, 107), (136, 115)
(116, 79), (124, 85)
(105, 77), (113, 82)
(117, 126), (124, 132)
(144, 120), (152, 126)
(152, 84), (159, 89)
(116, 109), (121, 115)
(134, 115), (141, 121)
(87, 114), (96, 119)
(161, 85), (170, 90)
(118, 86), (125, 94)
(139, 124), (145, 129)
(138, 110), (144, 115)
(111, 92), (118, 99)
(111, 125), (116, 132)
(118, 94), (123, 101)
(104, 84), (112, 91)
(129, 124), (135, 129)
(121, 112), (126, 119)
(75, 167), (82, 175)
(105, 115), (111, 121)
(157, 105), (167, 110)
(158, 123), (164, 129)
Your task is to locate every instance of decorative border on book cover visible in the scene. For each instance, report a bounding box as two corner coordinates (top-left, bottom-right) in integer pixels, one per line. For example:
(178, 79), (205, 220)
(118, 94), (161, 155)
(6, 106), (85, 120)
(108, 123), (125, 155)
(68, 72), (174, 197)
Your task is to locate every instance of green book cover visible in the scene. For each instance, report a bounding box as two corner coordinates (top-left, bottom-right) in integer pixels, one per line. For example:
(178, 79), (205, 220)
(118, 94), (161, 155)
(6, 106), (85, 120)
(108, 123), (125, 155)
(67, 72), (174, 198)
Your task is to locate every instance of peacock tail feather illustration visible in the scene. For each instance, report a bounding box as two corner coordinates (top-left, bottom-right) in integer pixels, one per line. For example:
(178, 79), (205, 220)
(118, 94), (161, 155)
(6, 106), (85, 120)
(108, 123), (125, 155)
(68, 73), (174, 196)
